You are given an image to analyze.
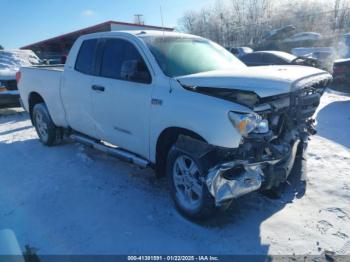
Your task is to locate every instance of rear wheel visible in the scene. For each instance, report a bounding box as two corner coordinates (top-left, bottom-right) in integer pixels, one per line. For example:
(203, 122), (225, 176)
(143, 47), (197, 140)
(32, 103), (61, 146)
(167, 147), (216, 219)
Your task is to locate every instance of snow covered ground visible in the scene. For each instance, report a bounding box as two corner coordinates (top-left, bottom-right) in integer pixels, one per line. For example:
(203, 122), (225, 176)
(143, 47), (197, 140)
(0, 91), (349, 256)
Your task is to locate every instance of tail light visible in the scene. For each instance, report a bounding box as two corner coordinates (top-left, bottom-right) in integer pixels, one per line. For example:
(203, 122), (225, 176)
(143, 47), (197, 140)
(333, 65), (347, 74)
(16, 71), (21, 84)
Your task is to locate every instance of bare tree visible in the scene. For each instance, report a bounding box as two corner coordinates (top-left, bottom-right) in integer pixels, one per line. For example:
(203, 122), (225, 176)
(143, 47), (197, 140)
(179, 11), (197, 33)
(178, 0), (350, 48)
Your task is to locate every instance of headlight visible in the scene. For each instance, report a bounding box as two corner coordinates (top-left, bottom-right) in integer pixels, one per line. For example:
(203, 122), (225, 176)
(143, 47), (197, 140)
(254, 119), (269, 134)
(228, 112), (269, 136)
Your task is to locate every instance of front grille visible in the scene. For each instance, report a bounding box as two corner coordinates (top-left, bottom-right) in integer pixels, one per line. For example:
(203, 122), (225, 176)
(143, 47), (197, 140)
(290, 84), (324, 122)
(260, 80), (326, 138)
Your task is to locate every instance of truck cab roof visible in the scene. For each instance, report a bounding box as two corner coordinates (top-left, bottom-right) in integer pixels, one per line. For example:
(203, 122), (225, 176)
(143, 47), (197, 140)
(76, 30), (201, 42)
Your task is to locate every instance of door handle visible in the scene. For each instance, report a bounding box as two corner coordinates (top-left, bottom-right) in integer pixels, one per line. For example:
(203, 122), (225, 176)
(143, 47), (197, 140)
(91, 85), (105, 92)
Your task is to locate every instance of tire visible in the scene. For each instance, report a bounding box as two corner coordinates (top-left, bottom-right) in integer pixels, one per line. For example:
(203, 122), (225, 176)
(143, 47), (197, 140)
(32, 103), (61, 146)
(167, 146), (216, 219)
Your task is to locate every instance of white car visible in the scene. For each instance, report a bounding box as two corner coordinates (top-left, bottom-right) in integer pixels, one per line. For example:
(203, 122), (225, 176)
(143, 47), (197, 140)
(0, 50), (40, 107)
(283, 32), (321, 43)
(229, 47), (253, 58)
(17, 31), (332, 219)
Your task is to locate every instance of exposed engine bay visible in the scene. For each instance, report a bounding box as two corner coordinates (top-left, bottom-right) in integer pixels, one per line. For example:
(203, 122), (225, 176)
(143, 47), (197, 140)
(176, 75), (332, 206)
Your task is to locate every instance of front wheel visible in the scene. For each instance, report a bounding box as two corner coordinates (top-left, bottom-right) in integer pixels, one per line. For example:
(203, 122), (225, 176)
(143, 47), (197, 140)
(32, 103), (61, 146)
(167, 147), (216, 219)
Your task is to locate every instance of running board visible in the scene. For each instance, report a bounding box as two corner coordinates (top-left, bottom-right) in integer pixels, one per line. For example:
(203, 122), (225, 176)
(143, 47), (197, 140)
(71, 134), (150, 168)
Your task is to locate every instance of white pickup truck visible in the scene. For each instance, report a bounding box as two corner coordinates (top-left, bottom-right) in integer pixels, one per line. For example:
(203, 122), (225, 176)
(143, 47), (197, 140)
(18, 31), (332, 219)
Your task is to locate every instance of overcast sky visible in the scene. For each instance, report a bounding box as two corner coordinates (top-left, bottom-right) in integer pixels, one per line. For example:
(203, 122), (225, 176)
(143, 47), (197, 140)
(1, 0), (214, 48)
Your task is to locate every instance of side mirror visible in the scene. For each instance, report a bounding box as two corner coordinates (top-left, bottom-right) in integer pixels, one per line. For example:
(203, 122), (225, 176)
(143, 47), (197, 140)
(120, 60), (151, 84)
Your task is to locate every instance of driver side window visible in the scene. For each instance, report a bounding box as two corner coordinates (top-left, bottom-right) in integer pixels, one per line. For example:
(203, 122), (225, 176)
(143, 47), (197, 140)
(99, 38), (152, 84)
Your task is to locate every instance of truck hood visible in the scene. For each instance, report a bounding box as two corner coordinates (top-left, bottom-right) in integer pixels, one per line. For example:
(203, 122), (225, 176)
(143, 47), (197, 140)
(176, 65), (331, 98)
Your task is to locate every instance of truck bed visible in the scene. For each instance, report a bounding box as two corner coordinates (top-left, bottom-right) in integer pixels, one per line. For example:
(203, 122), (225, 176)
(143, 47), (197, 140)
(18, 65), (68, 127)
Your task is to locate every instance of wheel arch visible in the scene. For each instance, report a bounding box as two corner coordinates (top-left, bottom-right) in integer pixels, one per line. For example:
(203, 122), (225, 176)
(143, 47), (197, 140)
(155, 126), (206, 177)
(28, 92), (45, 122)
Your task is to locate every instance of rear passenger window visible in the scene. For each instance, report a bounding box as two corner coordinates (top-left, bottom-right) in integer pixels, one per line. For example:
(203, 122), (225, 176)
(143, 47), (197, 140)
(75, 39), (98, 75)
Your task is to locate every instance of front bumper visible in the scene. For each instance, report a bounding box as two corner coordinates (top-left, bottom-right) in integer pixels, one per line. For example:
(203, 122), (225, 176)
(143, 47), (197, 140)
(206, 161), (263, 206)
(206, 138), (301, 206)
(0, 91), (20, 108)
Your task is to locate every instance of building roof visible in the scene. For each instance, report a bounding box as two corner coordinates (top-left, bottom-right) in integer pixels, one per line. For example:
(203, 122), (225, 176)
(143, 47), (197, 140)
(21, 20), (174, 50)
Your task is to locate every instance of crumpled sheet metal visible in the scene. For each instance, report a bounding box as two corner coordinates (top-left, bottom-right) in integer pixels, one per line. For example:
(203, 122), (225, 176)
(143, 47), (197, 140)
(206, 162), (263, 206)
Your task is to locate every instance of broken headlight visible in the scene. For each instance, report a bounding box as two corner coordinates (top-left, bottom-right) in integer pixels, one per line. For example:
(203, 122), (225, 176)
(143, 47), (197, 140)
(228, 112), (269, 136)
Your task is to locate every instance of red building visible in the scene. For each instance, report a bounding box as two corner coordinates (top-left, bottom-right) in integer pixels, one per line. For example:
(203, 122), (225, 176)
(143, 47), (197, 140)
(21, 20), (173, 59)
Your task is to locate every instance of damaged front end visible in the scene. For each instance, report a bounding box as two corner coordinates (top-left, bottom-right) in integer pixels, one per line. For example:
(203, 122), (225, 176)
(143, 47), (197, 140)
(176, 130), (301, 207)
(206, 131), (301, 206)
(176, 74), (331, 207)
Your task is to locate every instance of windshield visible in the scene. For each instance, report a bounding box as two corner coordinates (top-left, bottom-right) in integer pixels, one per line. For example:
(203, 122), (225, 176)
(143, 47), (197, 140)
(142, 36), (246, 77)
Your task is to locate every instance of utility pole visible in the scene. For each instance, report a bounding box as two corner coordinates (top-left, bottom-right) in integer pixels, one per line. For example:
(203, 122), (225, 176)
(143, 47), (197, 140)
(134, 14), (144, 25)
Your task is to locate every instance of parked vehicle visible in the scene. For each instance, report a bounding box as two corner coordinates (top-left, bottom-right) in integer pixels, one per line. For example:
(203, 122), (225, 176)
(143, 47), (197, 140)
(258, 25), (296, 50)
(229, 47), (253, 58)
(240, 50), (320, 68)
(0, 50), (40, 108)
(282, 32), (321, 43)
(18, 31), (332, 219)
(262, 25), (296, 41)
(292, 47), (339, 72)
(333, 58), (350, 85)
(291, 47), (334, 57)
(291, 47), (335, 72)
(305, 51), (335, 72)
